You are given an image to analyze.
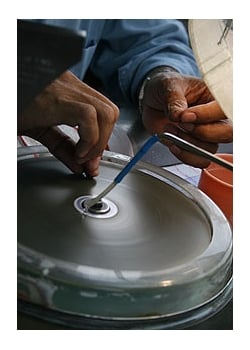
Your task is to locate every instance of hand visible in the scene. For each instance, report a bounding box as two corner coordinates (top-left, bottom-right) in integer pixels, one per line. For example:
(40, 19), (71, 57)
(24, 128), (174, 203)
(141, 69), (233, 168)
(18, 71), (119, 176)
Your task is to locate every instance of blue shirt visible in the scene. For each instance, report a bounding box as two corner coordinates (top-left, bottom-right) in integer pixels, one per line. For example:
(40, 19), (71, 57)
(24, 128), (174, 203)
(34, 19), (200, 107)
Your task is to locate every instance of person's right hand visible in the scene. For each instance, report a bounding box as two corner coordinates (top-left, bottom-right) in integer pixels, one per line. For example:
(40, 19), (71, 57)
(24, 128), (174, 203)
(140, 69), (233, 168)
(18, 70), (119, 177)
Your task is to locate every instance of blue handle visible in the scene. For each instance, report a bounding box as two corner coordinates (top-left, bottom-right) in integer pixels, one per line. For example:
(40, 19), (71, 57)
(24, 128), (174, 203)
(114, 135), (159, 184)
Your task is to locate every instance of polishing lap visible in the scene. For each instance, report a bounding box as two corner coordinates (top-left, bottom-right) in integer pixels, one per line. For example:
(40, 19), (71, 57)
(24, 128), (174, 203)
(18, 157), (211, 273)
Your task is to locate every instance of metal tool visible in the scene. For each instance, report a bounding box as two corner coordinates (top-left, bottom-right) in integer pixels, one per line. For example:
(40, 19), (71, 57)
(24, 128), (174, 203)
(158, 133), (233, 171)
(84, 133), (233, 210)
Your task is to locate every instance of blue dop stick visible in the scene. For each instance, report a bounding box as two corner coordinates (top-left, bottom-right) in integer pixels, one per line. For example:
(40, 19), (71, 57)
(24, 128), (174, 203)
(114, 134), (159, 183)
(84, 135), (159, 209)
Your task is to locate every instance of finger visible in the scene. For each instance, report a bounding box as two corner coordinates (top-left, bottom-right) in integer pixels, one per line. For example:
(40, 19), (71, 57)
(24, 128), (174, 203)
(27, 126), (86, 174)
(169, 144), (214, 168)
(72, 103), (100, 160)
(37, 126), (102, 177)
(180, 119), (233, 143)
(164, 84), (188, 120)
(89, 102), (118, 158)
(44, 97), (117, 166)
(180, 100), (226, 123)
(164, 124), (218, 168)
(82, 157), (102, 177)
(145, 74), (188, 121)
(75, 101), (118, 163)
(142, 106), (173, 134)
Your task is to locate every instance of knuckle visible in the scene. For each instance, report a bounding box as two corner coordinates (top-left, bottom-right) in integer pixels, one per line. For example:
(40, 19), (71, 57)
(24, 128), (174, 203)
(81, 103), (97, 119)
(77, 104), (98, 128)
(112, 104), (120, 121)
(99, 103), (119, 126)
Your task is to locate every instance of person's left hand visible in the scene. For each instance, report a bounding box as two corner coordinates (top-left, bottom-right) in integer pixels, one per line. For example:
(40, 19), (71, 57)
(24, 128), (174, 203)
(141, 69), (233, 168)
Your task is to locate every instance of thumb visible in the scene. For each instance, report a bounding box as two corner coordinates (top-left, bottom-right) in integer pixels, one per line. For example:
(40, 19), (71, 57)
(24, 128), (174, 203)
(180, 100), (226, 123)
(165, 84), (188, 121)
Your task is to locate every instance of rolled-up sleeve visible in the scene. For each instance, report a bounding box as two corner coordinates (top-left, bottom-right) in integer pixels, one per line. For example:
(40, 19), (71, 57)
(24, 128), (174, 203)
(89, 19), (200, 106)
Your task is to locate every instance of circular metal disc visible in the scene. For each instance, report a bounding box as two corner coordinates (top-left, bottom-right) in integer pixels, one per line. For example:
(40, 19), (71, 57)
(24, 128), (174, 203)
(17, 148), (232, 320)
(18, 156), (211, 272)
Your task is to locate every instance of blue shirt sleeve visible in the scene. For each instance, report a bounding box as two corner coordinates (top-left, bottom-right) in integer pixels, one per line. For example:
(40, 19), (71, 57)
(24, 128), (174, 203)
(30, 19), (200, 108)
(89, 19), (200, 106)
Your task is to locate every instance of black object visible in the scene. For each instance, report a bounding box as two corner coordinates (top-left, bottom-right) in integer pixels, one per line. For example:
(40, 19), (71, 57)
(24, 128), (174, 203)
(17, 20), (85, 114)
